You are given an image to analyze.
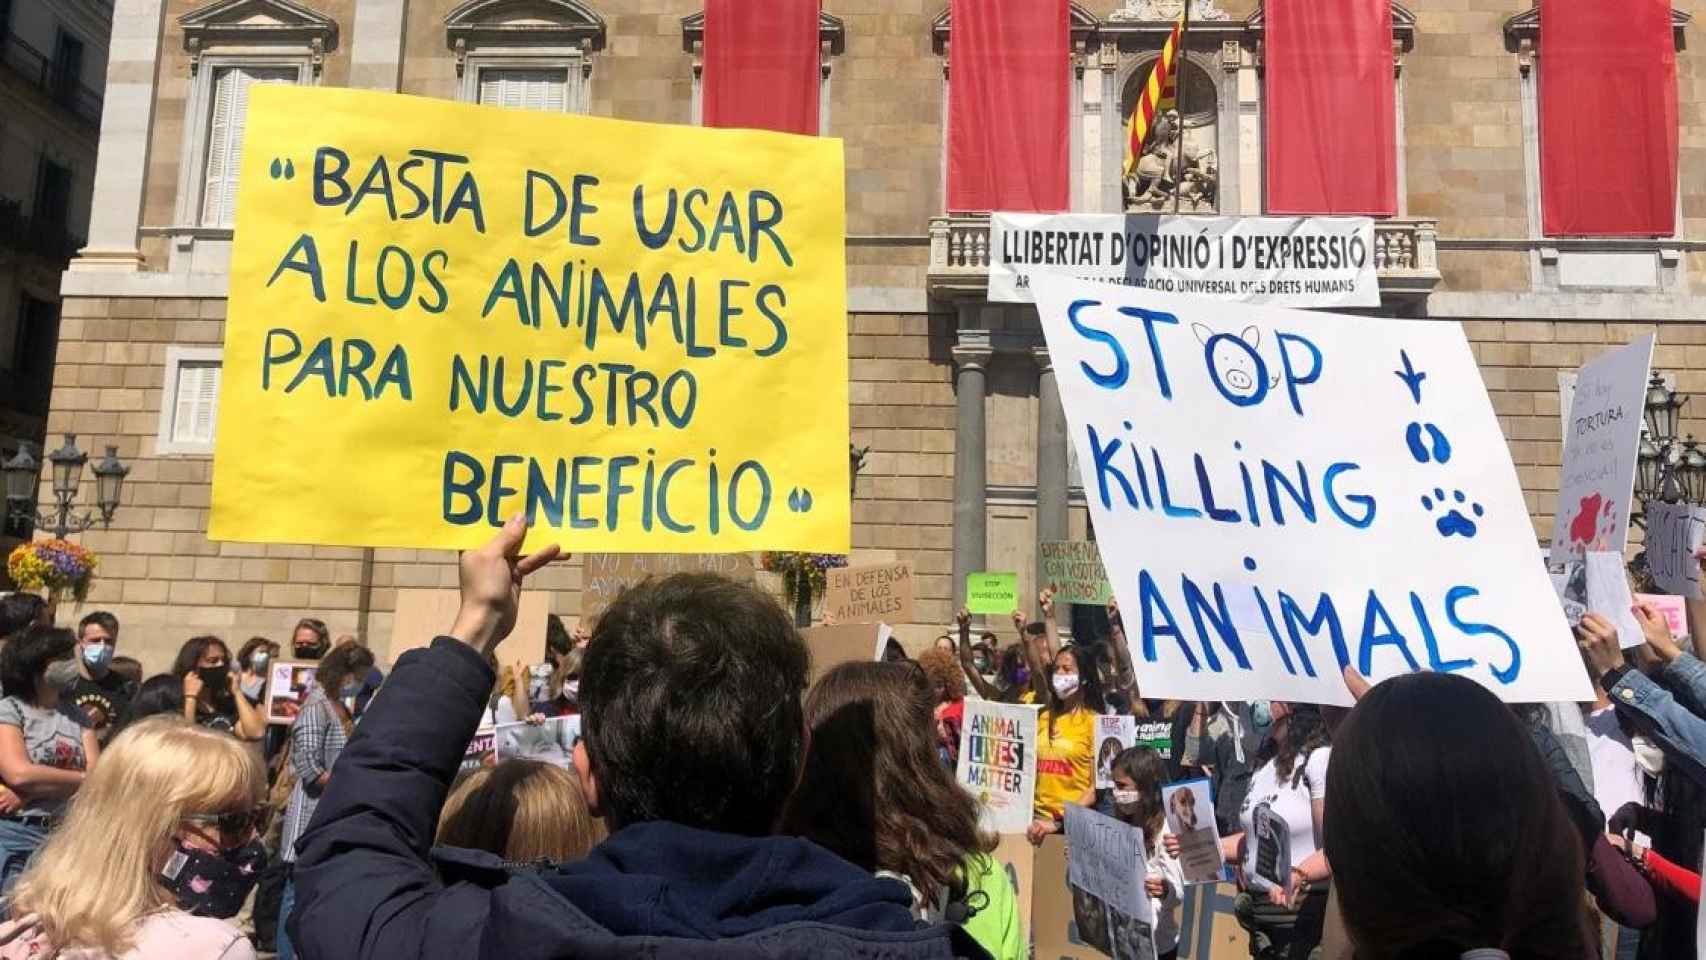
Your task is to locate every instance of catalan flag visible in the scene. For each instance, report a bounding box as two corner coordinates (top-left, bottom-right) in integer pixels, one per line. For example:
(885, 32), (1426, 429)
(1123, 8), (1186, 177)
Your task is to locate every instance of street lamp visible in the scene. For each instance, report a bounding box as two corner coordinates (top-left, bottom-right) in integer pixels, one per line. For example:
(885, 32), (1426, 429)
(1634, 374), (1691, 524)
(2, 435), (128, 540)
(1681, 438), (1706, 505)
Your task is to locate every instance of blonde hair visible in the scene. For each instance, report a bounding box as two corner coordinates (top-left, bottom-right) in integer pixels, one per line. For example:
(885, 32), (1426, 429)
(436, 760), (602, 863)
(11, 717), (263, 954)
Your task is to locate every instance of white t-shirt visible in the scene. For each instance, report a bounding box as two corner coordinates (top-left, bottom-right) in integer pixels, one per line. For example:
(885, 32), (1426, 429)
(1239, 746), (1329, 893)
(1585, 706), (1647, 843)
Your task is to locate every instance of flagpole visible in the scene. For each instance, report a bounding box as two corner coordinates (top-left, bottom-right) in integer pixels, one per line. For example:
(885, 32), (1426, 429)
(1173, 0), (1190, 216)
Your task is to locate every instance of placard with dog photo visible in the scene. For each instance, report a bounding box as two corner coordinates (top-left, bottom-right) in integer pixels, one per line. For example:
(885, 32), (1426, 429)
(1162, 778), (1225, 885)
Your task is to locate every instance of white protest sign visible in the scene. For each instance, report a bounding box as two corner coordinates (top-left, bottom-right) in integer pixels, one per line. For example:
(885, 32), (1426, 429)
(1584, 551), (1643, 649)
(462, 726), (495, 773)
(1646, 500), (1706, 598)
(1034, 276), (1590, 706)
(1063, 803), (1149, 924)
(991, 214), (1378, 309)
(956, 700), (1039, 834)
(1094, 714), (1138, 789)
(495, 715), (582, 769)
(1550, 337), (1654, 566)
(1163, 778), (1224, 885)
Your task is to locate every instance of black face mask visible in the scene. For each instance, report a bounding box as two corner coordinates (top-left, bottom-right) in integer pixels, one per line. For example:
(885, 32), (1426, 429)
(196, 665), (230, 693)
(161, 838), (266, 918)
(294, 644), (326, 660)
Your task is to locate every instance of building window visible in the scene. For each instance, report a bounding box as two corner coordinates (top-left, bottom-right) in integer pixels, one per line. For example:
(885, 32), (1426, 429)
(477, 66), (570, 111)
(201, 65), (296, 227)
(156, 347), (223, 456)
(33, 156), (72, 225)
(172, 0), (335, 240)
(447, 0), (606, 114)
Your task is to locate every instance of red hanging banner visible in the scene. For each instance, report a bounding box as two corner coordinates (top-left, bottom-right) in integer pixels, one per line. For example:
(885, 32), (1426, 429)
(946, 0), (1070, 213)
(1540, 0), (1676, 236)
(1264, 0), (1397, 216)
(703, 0), (820, 135)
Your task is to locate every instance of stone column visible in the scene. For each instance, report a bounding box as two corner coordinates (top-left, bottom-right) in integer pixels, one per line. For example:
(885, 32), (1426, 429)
(1033, 345), (1068, 591)
(952, 331), (993, 609)
(1099, 40), (1122, 213)
(74, 0), (166, 271)
(350, 0), (411, 92)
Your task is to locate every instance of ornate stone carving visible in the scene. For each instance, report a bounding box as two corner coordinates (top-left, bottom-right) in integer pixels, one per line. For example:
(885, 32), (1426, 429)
(1107, 0), (1230, 23)
(1122, 109), (1218, 212)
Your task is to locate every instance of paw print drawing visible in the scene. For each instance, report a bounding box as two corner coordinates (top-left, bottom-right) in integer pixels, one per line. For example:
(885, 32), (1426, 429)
(1421, 488), (1484, 539)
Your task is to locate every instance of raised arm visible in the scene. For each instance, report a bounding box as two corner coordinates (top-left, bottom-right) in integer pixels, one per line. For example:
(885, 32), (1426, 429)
(957, 608), (1005, 702)
(1105, 599), (1138, 706)
(289, 517), (561, 960)
(228, 673), (267, 740)
(1016, 610), (1050, 704)
(1039, 586), (1062, 659)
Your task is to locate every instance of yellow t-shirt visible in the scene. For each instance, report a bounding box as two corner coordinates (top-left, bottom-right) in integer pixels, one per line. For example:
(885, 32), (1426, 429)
(1033, 707), (1096, 821)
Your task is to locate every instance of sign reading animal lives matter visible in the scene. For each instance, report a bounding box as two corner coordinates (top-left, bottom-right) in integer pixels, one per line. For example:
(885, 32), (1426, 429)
(824, 561), (915, 624)
(956, 700), (1038, 834)
(210, 86), (849, 553)
(1033, 276), (1589, 706)
(1549, 337), (1654, 566)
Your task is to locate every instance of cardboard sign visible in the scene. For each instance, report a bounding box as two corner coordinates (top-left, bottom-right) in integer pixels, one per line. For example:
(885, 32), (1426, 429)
(956, 699), (1040, 834)
(1064, 804), (1149, 922)
(801, 623), (885, 686)
(1094, 714), (1137, 789)
(388, 588), (547, 667)
(210, 85), (850, 553)
(1163, 778), (1226, 885)
(1635, 593), (1687, 639)
(989, 834), (1035, 945)
(494, 715), (582, 769)
(990, 213), (1379, 310)
(966, 572), (1020, 616)
(1550, 337), (1654, 566)
(1135, 719), (1172, 760)
(823, 562), (916, 624)
(1042, 541), (1113, 606)
(1033, 834), (1158, 960)
(1645, 501), (1706, 598)
(1034, 276), (1591, 706)
(264, 660), (317, 725)
(581, 553), (756, 624)
(1585, 551), (1643, 649)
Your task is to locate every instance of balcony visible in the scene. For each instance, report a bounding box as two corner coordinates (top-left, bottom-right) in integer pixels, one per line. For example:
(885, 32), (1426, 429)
(0, 33), (103, 128)
(927, 213), (1442, 305)
(0, 198), (86, 264)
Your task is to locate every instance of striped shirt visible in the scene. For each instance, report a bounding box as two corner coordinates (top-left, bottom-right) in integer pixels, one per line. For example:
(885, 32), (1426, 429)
(280, 686), (349, 863)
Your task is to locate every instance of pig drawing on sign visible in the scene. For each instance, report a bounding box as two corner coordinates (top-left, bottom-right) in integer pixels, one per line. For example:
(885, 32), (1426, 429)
(1192, 323), (1280, 403)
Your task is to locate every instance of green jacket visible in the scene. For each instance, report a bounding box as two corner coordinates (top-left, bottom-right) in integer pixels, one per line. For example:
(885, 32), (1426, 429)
(960, 852), (1024, 960)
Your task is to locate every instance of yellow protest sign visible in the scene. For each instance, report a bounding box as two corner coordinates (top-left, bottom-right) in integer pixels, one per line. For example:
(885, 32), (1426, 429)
(210, 86), (849, 553)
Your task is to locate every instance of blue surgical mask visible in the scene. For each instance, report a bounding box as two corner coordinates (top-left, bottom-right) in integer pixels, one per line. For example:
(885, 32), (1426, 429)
(339, 678), (361, 698)
(1249, 700), (1272, 728)
(81, 643), (113, 672)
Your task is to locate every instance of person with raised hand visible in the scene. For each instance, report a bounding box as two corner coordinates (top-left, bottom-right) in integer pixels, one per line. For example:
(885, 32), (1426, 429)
(288, 516), (985, 959)
(1577, 605), (1706, 784)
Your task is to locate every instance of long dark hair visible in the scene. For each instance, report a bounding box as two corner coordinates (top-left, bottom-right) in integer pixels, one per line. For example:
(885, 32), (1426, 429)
(1111, 746), (1166, 855)
(781, 661), (995, 906)
(1256, 703), (1328, 787)
(1324, 672), (1593, 960)
(1046, 644), (1107, 737)
(171, 636), (234, 712)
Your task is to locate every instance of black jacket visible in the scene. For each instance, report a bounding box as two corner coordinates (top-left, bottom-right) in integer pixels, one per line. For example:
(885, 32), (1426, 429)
(289, 637), (989, 960)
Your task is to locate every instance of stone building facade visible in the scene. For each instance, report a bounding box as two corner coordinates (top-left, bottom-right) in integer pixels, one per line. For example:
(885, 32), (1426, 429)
(43, 0), (1706, 669)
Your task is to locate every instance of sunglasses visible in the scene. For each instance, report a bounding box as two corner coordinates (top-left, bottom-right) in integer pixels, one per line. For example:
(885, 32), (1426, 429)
(184, 809), (264, 837)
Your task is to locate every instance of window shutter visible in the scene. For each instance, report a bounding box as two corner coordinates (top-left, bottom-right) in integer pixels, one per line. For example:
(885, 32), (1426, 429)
(172, 361), (223, 444)
(202, 66), (296, 227)
(478, 68), (568, 112)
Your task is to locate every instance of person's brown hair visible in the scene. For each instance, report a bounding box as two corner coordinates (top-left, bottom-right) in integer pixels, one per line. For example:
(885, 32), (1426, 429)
(1110, 747), (1166, 855)
(915, 648), (966, 704)
(780, 661), (994, 905)
(1325, 672), (1593, 960)
(436, 760), (602, 863)
(313, 640), (375, 704)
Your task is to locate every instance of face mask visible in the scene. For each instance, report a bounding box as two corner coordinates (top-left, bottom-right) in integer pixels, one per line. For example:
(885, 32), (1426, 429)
(240, 676), (265, 700)
(251, 652), (271, 673)
(562, 679), (580, 702)
(1011, 666), (1030, 688)
(1112, 789), (1142, 806)
(973, 656), (992, 675)
(81, 643), (113, 672)
(339, 678), (362, 698)
(295, 644), (326, 660)
(1052, 673), (1081, 700)
(44, 659), (80, 688)
(1249, 700), (1272, 728)
(1632, 735), (1667, 777)
(161, 838), (266, 919)
(196, 666), (229, 692)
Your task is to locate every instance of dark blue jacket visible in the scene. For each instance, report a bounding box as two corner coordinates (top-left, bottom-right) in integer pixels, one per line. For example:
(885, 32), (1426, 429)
(289, 637), (989, 960)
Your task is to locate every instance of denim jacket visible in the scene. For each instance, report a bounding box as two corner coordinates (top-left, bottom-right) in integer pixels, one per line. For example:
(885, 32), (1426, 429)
(1608, 653), (1706, 787)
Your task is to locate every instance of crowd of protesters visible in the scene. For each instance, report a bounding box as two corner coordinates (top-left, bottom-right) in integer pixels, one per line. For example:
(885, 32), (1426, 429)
(0, 521), (1692, 959)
